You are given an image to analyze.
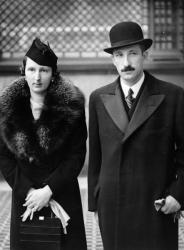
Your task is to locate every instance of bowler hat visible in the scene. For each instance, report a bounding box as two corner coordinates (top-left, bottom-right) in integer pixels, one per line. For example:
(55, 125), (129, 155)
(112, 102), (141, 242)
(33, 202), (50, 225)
(25, 38), (58, 68)
(104, 21), (152, 54)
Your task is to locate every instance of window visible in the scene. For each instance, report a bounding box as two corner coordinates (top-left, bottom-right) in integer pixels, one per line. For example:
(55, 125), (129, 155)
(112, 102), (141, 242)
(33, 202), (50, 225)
(0, 0), (183, 63)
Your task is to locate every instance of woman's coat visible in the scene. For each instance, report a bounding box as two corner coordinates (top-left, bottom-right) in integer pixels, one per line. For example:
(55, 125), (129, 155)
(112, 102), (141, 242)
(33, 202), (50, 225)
(0, 76), (87, 250)
(88, 72), (184, 250)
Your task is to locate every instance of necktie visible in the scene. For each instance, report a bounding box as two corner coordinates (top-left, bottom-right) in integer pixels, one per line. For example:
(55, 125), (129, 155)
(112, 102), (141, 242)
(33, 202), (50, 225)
(125, 88), (134, 109)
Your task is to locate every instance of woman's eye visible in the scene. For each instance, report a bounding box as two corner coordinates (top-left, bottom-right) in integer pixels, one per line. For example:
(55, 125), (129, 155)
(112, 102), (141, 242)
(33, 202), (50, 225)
(28, 68), (35, 71)
(41, 69), (48, 72)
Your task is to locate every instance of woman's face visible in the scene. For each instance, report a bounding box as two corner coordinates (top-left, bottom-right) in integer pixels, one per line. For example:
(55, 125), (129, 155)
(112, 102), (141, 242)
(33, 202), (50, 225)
(25, 57), (53, 95)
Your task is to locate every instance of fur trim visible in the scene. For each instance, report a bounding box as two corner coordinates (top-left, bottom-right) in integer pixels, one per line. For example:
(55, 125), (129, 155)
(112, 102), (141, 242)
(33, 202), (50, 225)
(0, 76), (85, 165)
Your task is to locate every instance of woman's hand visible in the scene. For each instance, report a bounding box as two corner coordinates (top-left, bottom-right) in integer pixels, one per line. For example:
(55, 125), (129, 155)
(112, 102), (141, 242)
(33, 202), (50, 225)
(23, 185), (53, 211)
(21, 207), (35, 221)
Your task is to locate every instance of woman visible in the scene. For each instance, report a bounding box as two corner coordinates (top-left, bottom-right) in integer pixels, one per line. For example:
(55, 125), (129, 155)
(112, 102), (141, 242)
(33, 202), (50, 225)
(0, 38), (87, 250)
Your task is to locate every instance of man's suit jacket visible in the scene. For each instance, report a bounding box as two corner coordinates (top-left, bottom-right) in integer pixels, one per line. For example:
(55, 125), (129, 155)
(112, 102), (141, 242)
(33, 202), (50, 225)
(88, 71), (184, 250)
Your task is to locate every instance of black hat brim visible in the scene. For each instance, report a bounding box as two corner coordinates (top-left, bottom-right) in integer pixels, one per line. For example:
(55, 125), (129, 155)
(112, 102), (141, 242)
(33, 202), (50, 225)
(104, 38), (153, 54)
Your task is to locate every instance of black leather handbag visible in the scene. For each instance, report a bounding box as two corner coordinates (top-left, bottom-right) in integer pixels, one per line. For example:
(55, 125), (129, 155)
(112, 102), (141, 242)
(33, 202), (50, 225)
(20, 214), (64, 250)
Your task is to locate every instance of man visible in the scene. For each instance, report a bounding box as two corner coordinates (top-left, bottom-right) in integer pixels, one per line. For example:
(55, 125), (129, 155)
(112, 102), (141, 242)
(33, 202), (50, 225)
(88, 21), (184, 250)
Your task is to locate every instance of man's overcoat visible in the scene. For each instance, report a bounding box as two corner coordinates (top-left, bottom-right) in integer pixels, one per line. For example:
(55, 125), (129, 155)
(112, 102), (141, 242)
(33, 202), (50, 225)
(0, 76), (87, 250)
(88, 72), (184, 250)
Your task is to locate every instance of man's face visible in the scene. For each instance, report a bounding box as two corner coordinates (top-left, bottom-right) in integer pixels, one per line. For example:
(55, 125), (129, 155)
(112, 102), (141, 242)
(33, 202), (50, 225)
(112, 44), (147, 86)
(25, 57), (52, 95)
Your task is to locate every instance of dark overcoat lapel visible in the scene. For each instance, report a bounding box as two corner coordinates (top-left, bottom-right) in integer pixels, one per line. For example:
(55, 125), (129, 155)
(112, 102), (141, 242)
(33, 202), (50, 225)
(100, 75), (165, 142)
(123, 76), (165, 142)
(100, 80), (129, 135)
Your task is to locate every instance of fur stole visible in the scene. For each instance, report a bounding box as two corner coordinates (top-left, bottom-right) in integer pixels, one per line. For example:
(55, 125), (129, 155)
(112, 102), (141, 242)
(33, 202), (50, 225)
(0, 76), (85, 165)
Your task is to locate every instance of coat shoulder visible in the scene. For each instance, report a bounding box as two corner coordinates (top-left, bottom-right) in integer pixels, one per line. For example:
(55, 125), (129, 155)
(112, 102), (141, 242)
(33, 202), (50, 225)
(148, 73), (184, 95)
(158, 79), (183, 93)
(158, 80), (184, 102)
(145, 72), (184, 100)
(92, 81), (117, 95)
(90, 79), (118, 101)
(52, 76), (85, 107)
(0, 78), (28, 114)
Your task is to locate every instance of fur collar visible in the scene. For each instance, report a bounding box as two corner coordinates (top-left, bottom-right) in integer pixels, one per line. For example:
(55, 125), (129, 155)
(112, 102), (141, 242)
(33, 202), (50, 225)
(0, 76), (85, 165)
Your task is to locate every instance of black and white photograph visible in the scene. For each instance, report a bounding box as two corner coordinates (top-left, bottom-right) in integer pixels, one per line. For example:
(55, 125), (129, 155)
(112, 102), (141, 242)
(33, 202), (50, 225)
(0, 0), (184, 249)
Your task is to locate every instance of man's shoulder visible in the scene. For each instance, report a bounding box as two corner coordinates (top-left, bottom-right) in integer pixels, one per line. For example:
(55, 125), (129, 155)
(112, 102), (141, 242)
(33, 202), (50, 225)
(147, 72), (184, 94)
(156, 78), (183, 94)
(90, 79), (118, 98)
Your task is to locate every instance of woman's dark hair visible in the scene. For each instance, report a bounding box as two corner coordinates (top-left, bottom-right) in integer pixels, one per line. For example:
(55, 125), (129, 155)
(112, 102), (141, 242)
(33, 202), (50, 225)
(20, 56), (60, 81)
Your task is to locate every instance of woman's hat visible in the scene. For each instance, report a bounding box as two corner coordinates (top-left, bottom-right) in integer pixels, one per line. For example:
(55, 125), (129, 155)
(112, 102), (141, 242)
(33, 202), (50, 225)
(104, 21), (153, 54)
(25, 38), (58, 68)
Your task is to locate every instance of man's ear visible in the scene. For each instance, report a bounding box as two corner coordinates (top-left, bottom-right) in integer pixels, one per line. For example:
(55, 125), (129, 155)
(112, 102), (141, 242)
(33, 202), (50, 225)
(143, 50), (148, 60)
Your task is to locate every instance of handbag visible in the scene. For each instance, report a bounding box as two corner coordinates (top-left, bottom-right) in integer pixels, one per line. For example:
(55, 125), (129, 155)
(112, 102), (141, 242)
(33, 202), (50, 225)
(20, 214), (64, 250)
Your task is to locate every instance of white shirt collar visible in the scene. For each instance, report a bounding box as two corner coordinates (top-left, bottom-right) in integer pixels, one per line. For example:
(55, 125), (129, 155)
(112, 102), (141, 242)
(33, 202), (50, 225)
(120, 72), (145, 98)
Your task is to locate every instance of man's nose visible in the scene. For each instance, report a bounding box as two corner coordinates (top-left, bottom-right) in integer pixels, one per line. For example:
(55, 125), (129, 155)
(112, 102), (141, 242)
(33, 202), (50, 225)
(122, 55), (129, 67)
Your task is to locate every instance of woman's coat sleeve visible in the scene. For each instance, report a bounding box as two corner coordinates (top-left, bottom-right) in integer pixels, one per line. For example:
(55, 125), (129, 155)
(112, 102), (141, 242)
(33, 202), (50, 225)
(45, 110), (87, 196)
(0, 136), (34, 199)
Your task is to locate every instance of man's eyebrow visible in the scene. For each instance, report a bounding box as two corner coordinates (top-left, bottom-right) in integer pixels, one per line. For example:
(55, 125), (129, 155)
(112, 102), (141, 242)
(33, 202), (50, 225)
(114, 50), (122, 54)
(129, 47), (140, 52)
